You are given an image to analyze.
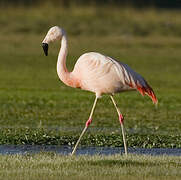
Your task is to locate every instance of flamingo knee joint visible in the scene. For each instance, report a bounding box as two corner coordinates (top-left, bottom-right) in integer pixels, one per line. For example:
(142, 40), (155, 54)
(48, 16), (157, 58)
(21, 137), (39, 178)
(119, 114), (124, 124)
(86, 118), (92, 127)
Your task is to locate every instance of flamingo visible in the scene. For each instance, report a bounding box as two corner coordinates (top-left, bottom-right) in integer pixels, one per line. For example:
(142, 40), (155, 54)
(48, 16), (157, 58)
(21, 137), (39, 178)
(42, 26), (157, 156)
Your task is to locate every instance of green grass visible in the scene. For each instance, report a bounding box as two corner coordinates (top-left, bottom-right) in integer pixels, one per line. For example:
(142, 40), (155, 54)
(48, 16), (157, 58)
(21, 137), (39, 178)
(0, 5), (181, 147)
(0, 153), (180, 180)
(0, 128), (180, 148)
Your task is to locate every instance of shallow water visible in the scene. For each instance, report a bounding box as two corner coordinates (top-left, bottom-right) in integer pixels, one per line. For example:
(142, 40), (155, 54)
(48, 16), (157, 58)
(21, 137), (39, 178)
(0, 145), (181, 156)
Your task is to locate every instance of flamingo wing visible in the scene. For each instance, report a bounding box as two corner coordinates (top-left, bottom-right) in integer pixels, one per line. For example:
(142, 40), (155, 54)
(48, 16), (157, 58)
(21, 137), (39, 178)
(108, 56), (158, 104)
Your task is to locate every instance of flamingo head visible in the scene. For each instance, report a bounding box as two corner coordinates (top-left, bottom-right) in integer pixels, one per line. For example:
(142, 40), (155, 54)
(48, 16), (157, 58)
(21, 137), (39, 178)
(42, 26), (65, 56)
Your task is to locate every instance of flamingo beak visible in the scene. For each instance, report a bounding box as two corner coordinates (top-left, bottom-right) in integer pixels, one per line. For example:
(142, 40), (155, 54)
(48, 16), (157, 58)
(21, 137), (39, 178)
(42, 43), (48, 56)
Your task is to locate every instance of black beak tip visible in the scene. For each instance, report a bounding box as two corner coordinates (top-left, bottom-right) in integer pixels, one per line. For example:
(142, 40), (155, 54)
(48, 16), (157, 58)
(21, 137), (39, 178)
(42, 43), (48, 56)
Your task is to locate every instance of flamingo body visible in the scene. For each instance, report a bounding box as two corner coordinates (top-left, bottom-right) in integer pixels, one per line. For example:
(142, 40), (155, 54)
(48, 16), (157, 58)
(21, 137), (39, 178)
(71, 52), (157, 103)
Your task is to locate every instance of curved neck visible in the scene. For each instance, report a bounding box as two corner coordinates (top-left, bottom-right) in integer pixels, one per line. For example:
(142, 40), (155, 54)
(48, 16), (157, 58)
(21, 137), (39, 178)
(57, 34), (70, 84)
(56, 32), (81, 88)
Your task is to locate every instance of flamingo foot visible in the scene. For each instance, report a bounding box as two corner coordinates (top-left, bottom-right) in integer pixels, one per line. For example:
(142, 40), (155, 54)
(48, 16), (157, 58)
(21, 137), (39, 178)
(86, 118), (92, 127)
(119, 114), (124, 124)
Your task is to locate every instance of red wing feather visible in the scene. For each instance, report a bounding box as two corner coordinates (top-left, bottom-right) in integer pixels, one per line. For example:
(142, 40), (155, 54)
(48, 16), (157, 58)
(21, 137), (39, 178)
(136, 82), (158, 104)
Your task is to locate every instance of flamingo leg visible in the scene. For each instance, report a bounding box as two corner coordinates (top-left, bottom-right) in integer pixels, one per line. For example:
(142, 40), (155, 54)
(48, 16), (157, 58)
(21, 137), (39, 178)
(110, 95), (128, 156)
(71, 96), (98, 155)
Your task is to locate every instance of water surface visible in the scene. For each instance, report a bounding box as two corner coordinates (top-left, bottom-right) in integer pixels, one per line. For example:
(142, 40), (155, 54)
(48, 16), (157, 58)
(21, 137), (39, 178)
(0, 145), (180, 156)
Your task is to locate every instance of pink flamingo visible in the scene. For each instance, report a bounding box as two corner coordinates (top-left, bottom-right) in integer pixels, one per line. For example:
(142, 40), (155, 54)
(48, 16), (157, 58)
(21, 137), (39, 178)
(42, 26), (157, 156)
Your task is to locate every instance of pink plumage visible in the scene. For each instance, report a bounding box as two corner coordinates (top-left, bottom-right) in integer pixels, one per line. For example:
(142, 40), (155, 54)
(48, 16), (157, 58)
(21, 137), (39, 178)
(72, 52), (157, 104)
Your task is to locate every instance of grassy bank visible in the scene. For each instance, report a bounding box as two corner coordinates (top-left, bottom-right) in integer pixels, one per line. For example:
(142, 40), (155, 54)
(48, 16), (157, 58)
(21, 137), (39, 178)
(0, 128), (180, 148)
(0, 153), (180, 180)
(0, 6), (180, 147)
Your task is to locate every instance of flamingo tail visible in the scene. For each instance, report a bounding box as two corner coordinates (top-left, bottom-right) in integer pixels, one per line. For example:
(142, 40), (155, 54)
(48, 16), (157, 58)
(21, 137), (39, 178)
(136, 83), (158, 104)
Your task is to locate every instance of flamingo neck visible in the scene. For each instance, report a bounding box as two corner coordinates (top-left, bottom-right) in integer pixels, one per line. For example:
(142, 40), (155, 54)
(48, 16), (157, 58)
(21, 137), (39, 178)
(56, 34), (79, 88)
(56, 34), (70, 85)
